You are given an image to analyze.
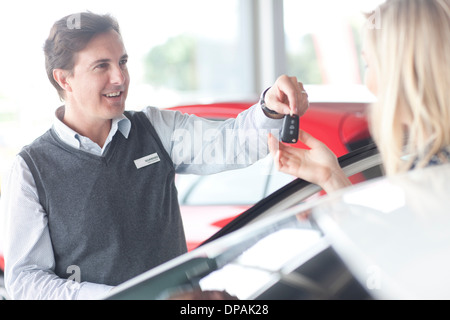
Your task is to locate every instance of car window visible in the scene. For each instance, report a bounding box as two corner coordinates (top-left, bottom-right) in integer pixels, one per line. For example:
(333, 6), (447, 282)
(265, 167), (296, 197)
(177, 155), (307, 207)
(201, 143), (383, 245)
(177, 156), (275, 206)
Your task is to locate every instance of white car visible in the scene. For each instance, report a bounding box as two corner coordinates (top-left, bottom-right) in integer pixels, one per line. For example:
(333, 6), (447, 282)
(104, 144), (450, 300)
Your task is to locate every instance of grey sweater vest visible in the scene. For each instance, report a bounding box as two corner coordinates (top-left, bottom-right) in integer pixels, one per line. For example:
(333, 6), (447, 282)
(19, 111), (187, 286)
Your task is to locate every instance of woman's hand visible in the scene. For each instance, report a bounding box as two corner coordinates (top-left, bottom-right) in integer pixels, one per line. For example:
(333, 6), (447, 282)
(268, 130), (351, 193)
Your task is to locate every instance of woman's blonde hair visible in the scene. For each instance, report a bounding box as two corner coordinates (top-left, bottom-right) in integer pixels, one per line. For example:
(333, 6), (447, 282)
(366, 0), (450, 175)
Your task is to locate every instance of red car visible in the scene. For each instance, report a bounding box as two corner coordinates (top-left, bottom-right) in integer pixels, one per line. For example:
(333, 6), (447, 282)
(166, 100), (371, 251)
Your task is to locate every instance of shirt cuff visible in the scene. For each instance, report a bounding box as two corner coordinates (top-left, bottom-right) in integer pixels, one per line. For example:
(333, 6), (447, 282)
(255, 101), (284, 129)
(77, 282), (115, 300)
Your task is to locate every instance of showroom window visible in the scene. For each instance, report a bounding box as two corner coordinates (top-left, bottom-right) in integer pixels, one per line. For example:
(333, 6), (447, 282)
(284, 0), (366, 85)
(0, 0), (383, 186)
(0, 0), (255, 182)
(282, 0), (383, 102)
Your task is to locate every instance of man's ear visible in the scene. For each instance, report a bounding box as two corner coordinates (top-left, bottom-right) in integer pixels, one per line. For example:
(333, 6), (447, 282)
(53, 69), (73, 93)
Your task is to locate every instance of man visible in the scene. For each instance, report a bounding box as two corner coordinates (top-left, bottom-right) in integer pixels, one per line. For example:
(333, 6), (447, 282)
(2, 12), (308, 299)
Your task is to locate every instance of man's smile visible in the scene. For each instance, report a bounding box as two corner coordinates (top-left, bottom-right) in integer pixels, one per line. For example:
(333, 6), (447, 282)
(104, 91), (122, 98)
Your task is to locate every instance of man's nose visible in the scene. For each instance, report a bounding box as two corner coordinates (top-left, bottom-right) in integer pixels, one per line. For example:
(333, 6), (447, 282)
(110, 65), (126, 85)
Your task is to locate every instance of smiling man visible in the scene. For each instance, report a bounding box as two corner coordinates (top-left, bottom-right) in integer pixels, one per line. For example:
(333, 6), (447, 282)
(1, 12), (308, 300)
(50, 18), (130, 150)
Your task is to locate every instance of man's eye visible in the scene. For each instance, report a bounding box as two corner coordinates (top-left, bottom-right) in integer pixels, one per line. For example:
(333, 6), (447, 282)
(96, 63), (108, 69)
(120, 59), (128, 66)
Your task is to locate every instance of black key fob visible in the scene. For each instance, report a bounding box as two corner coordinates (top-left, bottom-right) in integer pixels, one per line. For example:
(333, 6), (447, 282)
(281, 114), (299, 143)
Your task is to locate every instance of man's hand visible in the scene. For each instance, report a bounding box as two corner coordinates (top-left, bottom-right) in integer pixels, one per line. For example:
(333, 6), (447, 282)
(264, 75), (309, 117)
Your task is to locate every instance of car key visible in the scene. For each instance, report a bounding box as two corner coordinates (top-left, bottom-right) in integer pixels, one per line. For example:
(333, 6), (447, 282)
(281, 114), (299, 143)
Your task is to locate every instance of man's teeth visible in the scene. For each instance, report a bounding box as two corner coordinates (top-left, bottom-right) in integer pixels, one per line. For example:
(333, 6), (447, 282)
(105, 92), (121, 97)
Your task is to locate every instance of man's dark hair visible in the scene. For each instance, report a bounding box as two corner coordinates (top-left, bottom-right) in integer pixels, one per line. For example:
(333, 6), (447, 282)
(43, 12), (121, 99)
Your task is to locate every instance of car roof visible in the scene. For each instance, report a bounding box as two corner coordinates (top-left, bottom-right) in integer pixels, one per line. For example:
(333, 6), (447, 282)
(165, 100), (371, 157)
(167, 101), (370, 119)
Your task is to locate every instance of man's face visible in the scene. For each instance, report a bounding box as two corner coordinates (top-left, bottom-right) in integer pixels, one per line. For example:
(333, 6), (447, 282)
(66, 29), (130, 122)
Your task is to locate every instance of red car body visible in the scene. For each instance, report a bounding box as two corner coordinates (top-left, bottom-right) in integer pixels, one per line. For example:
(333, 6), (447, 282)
(165, 101), (371, 251)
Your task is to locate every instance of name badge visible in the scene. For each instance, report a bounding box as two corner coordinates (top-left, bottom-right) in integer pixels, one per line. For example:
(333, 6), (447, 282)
(134, 153), (160, 169)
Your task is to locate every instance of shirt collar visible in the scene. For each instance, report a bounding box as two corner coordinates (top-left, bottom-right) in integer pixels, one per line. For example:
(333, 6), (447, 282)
(52, 106), (131, 149)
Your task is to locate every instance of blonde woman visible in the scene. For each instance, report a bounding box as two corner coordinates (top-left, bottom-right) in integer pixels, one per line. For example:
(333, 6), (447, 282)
(269, 0), (450, 193)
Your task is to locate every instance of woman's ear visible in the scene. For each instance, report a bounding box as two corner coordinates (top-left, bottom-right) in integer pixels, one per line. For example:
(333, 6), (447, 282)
(53, 69), (73, 94)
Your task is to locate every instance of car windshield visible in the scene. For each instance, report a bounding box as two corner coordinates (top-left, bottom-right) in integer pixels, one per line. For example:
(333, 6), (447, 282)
(177, 155), (295, 206)
(106, 202), (334, 300)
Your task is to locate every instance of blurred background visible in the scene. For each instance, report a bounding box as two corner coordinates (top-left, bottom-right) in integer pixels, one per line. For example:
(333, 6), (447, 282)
(0, 0), (383, 186)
